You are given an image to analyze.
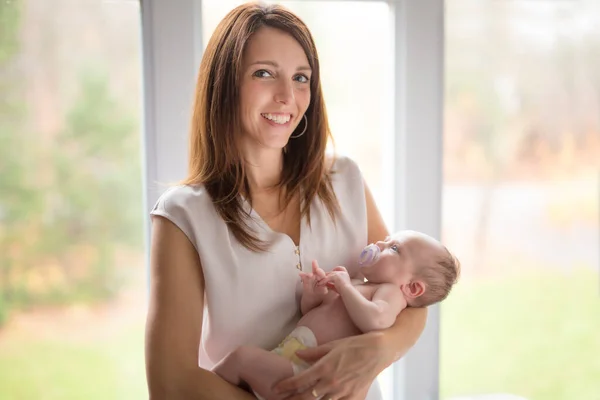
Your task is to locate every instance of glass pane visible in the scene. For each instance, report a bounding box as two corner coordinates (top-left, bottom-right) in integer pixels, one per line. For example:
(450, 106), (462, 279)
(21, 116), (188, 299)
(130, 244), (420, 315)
(202, 1), (395, 398)
(441, 1), (600, 399)
(0, 0), (146, 399)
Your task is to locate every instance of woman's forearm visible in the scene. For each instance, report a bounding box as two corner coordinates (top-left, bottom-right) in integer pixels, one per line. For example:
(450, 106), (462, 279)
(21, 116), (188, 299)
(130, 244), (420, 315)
(148, 366), (256, 400)
(380, 306), (428, 363)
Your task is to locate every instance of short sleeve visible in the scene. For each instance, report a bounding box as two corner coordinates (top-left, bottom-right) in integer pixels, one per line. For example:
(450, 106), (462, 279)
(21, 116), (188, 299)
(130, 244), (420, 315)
(150, 185), (198, 250)
(329, 153), (367, 214)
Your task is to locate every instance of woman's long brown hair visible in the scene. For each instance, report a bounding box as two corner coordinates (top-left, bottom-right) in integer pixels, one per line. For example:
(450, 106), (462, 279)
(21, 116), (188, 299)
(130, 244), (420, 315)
(182, 2), (339, 252)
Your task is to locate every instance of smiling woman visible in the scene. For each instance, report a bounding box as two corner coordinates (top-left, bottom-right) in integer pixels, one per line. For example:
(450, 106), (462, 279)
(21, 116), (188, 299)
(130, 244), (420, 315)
(144, 3), (423, 400)
(181, 4), (337, 252)
(192, 1), (398, 399)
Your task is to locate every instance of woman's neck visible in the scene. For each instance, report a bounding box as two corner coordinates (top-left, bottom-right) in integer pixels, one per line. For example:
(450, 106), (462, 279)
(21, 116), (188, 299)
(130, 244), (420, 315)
(243, 147), (284, 194)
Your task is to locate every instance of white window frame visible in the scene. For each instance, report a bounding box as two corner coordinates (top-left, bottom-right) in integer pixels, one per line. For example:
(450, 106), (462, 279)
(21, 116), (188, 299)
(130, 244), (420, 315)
(140, 1), (443, 399)
(388, 1), (443, 399)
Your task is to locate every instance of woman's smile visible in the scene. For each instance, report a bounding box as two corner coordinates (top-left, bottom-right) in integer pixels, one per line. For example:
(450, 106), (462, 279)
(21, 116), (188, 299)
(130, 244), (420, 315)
(261, 112), (292, 126)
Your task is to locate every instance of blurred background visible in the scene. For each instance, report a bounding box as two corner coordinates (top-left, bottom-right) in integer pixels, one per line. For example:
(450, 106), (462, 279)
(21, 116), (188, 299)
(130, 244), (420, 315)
(0, 0), (598, 399)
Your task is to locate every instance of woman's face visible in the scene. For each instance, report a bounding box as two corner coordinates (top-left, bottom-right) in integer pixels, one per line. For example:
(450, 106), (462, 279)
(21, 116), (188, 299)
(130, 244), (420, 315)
(238, 26), (311, 153)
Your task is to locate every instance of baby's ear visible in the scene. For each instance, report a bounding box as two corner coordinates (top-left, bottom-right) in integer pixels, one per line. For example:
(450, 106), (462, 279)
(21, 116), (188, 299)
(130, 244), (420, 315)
(403, 281), (425, 298)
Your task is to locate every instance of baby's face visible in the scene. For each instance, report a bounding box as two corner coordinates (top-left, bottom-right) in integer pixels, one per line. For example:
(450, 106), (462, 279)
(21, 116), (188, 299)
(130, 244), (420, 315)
(360, 230), (446, 286)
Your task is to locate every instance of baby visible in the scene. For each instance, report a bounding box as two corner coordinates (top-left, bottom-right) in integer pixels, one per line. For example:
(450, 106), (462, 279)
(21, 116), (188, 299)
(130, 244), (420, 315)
(211, 230), (460, 400)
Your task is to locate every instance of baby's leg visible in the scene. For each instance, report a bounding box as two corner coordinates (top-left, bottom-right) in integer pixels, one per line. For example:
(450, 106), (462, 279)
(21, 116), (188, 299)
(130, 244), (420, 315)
(212, 345), (295, 400)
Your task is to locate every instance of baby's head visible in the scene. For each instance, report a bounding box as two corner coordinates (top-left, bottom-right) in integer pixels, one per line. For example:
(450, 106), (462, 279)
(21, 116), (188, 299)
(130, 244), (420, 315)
(358, 230), (460, 307)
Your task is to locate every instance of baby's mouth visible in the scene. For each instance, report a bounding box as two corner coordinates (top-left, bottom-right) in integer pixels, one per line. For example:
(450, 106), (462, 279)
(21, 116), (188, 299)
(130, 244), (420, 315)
(359, 244), (381, 266)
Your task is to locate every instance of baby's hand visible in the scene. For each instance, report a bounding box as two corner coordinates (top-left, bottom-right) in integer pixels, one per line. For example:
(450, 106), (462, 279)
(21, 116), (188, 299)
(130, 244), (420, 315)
(322, 266), (352, 291)
(312, 259), (327, 282)
(299, 260), (328, 297)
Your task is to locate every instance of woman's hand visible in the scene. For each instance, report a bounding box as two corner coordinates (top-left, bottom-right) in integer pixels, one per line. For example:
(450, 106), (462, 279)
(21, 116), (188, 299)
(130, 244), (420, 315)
(273, 331), (394, 400)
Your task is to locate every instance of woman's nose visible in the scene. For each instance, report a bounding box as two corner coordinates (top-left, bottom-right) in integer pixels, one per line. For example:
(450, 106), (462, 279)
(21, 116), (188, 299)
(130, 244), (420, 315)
(274, 81), (294, 104)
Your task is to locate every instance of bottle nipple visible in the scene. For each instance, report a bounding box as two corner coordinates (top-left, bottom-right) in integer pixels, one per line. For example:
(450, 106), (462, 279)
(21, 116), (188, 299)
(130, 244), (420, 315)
(358, 243), (380, 266)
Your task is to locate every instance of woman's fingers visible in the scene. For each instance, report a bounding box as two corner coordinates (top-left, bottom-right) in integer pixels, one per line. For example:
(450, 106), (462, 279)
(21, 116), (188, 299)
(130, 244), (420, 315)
(273, 364), (328, 397)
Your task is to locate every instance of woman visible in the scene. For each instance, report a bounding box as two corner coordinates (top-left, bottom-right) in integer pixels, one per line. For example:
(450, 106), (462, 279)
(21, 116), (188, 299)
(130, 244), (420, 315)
(144, 3), (427, 400)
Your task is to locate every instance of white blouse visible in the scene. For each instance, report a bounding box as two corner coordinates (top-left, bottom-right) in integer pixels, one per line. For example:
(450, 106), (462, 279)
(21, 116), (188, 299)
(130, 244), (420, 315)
(150, 155), (382, 399)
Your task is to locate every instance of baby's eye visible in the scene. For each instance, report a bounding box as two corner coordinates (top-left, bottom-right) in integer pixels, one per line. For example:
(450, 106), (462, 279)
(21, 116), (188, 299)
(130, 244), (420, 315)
(390, 244), (399, 253)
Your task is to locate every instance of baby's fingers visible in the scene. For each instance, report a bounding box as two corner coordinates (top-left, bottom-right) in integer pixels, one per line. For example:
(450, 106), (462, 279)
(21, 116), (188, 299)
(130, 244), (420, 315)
(311, 260), (320, 274)
(315, 268), (327, 281)
(312, 260), (327, 279)
(315, 284), (328, 296)
(299, 272), (312, 284)
(332, 266), (348, 273)
(315, 276), (330, 287)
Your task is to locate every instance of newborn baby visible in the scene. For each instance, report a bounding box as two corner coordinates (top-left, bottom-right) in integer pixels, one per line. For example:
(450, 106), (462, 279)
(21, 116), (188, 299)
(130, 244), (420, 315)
(212, 230), (460, 400)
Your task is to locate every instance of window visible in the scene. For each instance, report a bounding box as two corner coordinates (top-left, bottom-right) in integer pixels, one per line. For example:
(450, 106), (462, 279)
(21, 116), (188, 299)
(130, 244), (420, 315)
(441, 1), (600, 399)
(0, 0), (146, 398)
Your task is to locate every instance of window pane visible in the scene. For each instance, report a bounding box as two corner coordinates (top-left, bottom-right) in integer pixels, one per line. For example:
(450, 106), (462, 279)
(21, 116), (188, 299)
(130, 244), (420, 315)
(0, 0), (146, 398)
(441, 1), (600, 399)
(202, 1), (395, 398)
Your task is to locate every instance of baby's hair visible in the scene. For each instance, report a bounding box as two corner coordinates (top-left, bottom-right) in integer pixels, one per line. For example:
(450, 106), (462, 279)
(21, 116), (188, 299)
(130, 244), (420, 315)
(409, 247), (460, 308)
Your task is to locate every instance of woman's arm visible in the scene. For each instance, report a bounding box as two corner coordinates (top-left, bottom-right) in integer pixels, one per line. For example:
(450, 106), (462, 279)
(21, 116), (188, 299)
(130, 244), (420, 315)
(364, 181), (428, 363)
(145, 216), (255, 400)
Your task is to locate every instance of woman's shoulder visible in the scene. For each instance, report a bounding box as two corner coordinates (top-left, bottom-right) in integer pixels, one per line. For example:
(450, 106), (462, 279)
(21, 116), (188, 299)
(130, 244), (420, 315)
(322, 152), (366, 213)
(326, 152), (364, 183)
(150, 184), (214, 226)
(152, 184), (211, 213)
(150, 184), (215, 250)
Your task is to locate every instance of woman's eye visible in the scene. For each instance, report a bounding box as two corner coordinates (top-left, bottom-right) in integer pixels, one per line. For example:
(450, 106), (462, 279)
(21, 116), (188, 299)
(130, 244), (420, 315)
(253, 69), (272, 78)
(294, 74), (309, 83)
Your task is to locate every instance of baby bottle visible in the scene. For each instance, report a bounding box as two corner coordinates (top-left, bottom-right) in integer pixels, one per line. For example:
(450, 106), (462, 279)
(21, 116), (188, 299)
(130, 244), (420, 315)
(358, 243), (380, 266)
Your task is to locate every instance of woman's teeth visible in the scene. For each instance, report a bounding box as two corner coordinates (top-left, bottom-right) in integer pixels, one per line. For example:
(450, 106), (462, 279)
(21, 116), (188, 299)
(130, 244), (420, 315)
(261, 113), (291, 124)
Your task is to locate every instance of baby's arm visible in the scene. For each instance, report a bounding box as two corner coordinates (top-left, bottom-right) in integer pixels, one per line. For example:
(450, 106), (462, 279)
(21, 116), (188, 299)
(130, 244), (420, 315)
(299, 260), (329, 315)
(326, 267), (407, 332)
(212, 346), (295, 399)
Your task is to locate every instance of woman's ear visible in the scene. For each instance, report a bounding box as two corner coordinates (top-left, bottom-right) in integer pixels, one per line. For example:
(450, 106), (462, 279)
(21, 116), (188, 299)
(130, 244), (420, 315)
(402, 280), (425, 298)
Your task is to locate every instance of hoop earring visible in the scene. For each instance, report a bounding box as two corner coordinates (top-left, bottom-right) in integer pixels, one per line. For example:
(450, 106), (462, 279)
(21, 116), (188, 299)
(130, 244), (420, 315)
(290, 115), (307, 139)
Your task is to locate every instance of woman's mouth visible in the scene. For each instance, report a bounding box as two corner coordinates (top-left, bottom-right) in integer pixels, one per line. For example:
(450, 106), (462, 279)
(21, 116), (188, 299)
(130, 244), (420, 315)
(261, 113), (292, 125)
